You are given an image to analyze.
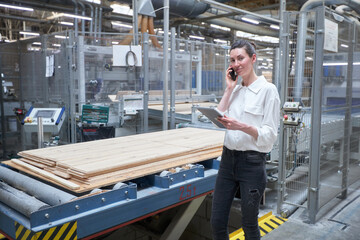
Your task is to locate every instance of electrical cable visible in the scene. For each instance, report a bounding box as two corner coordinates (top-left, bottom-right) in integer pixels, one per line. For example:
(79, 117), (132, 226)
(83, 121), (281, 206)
(125, 45), (137, 71)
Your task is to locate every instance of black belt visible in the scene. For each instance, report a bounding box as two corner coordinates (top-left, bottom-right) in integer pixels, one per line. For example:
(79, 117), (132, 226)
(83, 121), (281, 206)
(223, 146), (266, 156)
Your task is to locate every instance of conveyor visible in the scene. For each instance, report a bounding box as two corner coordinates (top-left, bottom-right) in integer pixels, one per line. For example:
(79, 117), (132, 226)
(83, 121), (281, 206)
(0, 159), (220, 239)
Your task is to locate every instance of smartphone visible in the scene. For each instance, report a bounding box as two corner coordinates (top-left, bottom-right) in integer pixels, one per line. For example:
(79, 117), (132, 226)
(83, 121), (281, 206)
(229, 68), (237, 81)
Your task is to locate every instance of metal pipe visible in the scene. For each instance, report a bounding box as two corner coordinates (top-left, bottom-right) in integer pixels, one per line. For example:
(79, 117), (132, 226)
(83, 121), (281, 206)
(335, 6), (360, 26)
(162, 0), (169, 130)
(280, 195), (307, 218)
(0, 13), (46, 23)
(98, 7), (103, 38)
(200, 0), (282, 24)
(335, 5), (352, 14)
(77, 0), (86, 36)
(196, 12), (279, 38)
(0, 166), (76, 206)
(3, 0), (73, 12)
(94, 6), (98, 40)
(121, 0), (212, 18)
(83, 1), (94, 37)
(294, 0), (360, 102)
(302, 0), (360, 15)
(37, 117), (44, 149)
(0, 181), (49, 217)
(132, 0), (139, 45)
(71, 0), (79, 37)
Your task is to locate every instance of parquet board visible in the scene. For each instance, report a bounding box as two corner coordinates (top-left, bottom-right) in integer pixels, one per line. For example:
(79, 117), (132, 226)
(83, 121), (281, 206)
(8, 128), (225, 193)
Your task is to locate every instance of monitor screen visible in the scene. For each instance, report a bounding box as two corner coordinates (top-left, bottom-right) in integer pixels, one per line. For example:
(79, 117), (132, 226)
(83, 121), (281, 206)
(35, 110), (55, 118)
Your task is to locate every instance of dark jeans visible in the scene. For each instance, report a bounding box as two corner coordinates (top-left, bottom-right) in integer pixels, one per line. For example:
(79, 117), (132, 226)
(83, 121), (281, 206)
(211, 146), (267, 240)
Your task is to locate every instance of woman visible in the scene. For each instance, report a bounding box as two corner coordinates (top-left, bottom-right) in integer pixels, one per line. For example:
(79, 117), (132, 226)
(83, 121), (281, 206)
(210, 40), (280, 240)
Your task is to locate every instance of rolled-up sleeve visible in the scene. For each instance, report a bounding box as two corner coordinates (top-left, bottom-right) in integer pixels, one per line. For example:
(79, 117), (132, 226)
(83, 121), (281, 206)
(255, 88), (280, 148)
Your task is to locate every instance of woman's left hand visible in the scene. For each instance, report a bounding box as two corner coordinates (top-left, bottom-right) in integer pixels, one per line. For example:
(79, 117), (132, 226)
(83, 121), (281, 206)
(217, 115), (239, 130)
(217, 115), (259, 139)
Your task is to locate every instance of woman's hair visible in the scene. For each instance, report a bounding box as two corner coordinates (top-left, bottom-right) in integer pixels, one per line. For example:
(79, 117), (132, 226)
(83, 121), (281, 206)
(230, 40), (256, 57)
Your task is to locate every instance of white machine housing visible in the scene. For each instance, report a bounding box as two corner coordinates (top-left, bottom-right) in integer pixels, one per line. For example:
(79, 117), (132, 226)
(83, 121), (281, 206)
(23, 107), (66, 133)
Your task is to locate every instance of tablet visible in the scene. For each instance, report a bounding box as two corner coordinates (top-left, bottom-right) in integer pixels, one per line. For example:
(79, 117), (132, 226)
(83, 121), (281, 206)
(196, 107), (225, 128)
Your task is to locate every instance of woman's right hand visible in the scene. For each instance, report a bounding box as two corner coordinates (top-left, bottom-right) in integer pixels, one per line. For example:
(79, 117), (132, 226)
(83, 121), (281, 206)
(226, 67), (238, 89)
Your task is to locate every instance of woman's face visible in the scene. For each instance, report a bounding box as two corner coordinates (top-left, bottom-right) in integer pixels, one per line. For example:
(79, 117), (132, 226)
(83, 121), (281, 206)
(229, 47), (256, 78)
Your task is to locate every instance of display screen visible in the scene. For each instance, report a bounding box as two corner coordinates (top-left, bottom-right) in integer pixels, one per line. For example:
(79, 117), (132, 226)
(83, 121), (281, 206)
(35, 110), (55, 118)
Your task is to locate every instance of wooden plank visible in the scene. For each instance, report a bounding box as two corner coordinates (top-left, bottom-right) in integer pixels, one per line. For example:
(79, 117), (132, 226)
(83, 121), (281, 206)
(2, 146), (221, 193)
(17, 128), (224, 178)
(79, 147), (223, 184)
(11, 159), (80, 190)
(8, 128), (225, 192)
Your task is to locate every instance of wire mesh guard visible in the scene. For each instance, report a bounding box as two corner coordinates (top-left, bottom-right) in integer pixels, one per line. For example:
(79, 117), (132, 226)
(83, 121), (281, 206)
(278, 8), (360, 220)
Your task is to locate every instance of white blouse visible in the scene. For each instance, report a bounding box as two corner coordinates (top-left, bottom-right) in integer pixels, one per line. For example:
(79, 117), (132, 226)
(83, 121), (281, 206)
(223, 75), (280, 153)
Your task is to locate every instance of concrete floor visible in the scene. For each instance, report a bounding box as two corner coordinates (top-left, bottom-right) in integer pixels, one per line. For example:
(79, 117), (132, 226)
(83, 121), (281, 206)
(261, 180), (360, 240)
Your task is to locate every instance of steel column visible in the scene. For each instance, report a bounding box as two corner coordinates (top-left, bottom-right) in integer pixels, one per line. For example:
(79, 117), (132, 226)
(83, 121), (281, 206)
(162, 0), (169, 130)
(0, 53), (6, 160)
(143, 32), (149, 133)
(308, 6), (325, 224)
(78, 36), (86, 107)
(170, 27), (176, 129)
(277, 12), (291, 216)
(340, 21), (355, 199)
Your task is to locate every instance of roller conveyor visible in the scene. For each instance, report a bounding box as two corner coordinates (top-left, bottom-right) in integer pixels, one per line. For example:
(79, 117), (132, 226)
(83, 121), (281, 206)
(0, 159), (220, 240)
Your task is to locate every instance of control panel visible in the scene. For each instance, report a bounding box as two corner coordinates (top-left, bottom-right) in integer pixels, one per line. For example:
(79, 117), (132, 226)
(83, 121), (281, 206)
(283, 101), (301, 112)
(22, 107), (66, 133)
(282, 102), (301, 126)
(283, 114), (301, 126)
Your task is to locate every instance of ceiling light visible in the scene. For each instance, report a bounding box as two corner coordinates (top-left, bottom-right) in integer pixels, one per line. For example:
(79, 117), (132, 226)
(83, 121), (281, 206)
(111, 3), (133, 16)
(111, 22), (132, 28)
(63, 13), (92, 21)
(323, 62), (360, 66)
(0, 3), (33, 11)
(189, 35), (205, 40)
(60, 21), (73, 26)
(241, 17), (259, 25)
(52, 44), (61, 47)
(210, 24), (231, 31)
(270, 24), (280, 30)
(214, 39), (227, 44)
(20, 31), (40, 36)
(85, 0), (100, 4)
(55, 35), (68, 39)
(32, 42), (41, 45)
(340, 44), (348, 48)
(112, 41), (119, 44)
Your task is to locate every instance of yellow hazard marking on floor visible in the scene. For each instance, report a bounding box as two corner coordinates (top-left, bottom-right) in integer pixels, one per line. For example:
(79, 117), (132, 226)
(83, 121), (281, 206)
(229, 211), (287, 240)
(15, 221), (77, 240)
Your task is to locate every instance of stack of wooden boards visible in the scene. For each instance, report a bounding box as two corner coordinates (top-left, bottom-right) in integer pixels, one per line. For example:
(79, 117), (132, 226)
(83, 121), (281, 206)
(6, 128), (224, 193)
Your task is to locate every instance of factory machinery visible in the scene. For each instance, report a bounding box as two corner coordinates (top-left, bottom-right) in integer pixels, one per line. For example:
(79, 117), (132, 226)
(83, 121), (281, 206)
(0, 158), (220, 239)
